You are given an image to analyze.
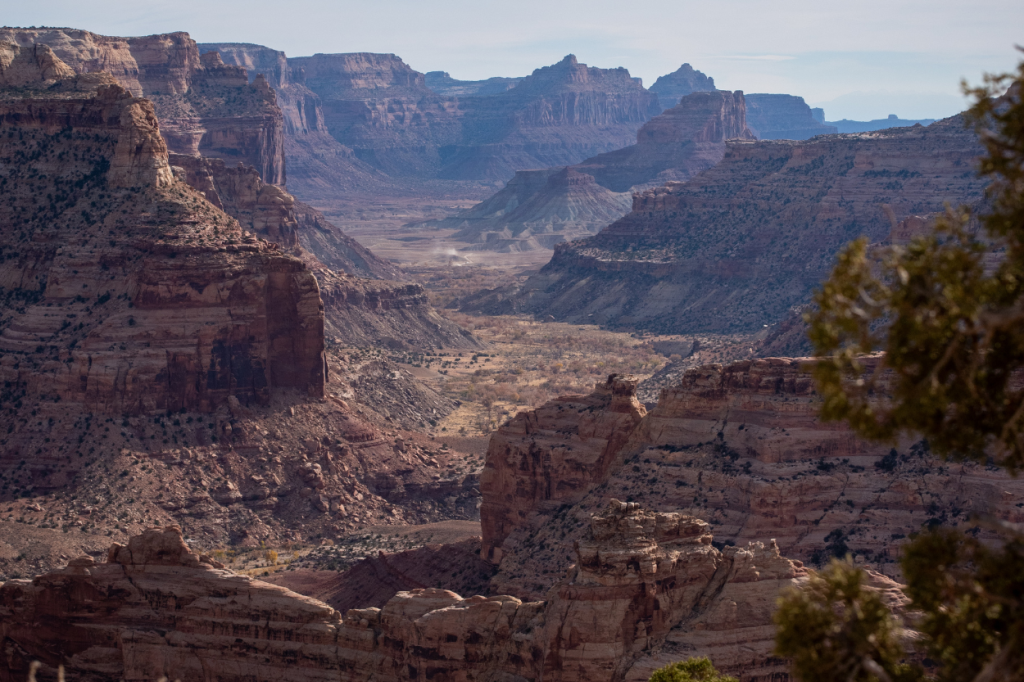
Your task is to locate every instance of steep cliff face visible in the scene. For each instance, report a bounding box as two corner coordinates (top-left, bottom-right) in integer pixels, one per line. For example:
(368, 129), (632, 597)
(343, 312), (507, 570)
(481, 360), (1024, 600)
(648, 63), (717, 108)
(0, 510), (808, 682)
(199, 42), (325, 135)
(745, 93), (838, 140)
(290, 52), (660, 182)
(489, 115), (987, 332)
(0, 83), (324, 415)
(433, 91), (754, 252)
(1, 28), (286, 185)
(573, 90), (755, 192)
(167, 152), (475, 349)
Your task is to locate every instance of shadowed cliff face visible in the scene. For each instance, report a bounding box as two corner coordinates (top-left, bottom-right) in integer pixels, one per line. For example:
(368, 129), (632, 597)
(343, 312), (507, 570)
(0, 81), (324, 415)
(480, 360), (1024, 600)
(0, 28), (287, 185)
(479, 114), (987, 333)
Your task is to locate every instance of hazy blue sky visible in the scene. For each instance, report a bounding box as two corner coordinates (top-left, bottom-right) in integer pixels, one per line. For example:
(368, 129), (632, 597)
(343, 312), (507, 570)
(5, 0), (1022, 120)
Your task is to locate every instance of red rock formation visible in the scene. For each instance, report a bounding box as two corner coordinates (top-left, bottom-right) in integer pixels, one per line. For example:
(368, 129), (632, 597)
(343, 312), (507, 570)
(481, 375), (646, 562)
(482, 360), (1024, 599)
(316, 270), (482, 349)
(574, 90), (755, 192)
(0, 509), (808, 682)
(491, 114), (987, 333)
(0, 42), (75, 86)
(0, 83), (323, 414)
(1, 28), (286, 185)
(444, 167), (633, 252)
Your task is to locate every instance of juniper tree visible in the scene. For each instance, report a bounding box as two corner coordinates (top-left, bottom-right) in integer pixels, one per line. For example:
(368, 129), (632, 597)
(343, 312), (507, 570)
(776, 54), (1024, 682)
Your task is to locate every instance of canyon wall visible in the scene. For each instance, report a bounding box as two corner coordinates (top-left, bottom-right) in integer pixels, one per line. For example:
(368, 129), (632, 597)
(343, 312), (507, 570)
(288, 52), (660, 182)
(0, 79), (323, 414)
(0, 511), (807, 682)
(481, 363), (1024, 600)
(486, 114), (987, 332)
(0, 28), (286, 185)
(167, 153), (477, 349)
(434, 90), (755, 252)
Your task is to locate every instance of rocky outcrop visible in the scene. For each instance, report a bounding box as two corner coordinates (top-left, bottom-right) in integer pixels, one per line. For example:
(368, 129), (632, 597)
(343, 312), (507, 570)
(199, 42), (325, 136)
(0, 83), (323, 414)
(0, 510), (808, 682)
(0, 42), (75, 86)
(648, 63), (717, 108)
(166, 153), (472, 348)
(482, 113), (987, 332)
(481, 375), (647, 562)
(441, 167), (632, 252)
(433, 91), (754, 252)
(291, 52), (660, 182)
(482, 359), (1024, 599)
(745, 94), (837, 140)
(1, 28), (286, 185)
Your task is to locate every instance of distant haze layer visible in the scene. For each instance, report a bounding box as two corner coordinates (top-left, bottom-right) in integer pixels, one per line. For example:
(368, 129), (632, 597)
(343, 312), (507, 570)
(5, 0), (1021, 120)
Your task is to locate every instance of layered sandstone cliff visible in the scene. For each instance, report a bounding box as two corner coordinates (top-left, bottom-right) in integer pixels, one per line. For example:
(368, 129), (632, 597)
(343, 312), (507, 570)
(0, 509), (807, 682)
(0, 82), (323, 414)
(434, 91), (754, 252)
(1, 28), (286, 185)
(482, 363), (1024, 599)
(484, 114), (987, 332)
(289, 52), (660, 182)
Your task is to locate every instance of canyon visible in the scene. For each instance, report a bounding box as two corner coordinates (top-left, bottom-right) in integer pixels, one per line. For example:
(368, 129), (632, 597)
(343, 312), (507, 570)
(0, 43), (484, 577)
(433, 90), (755, 251)
(473, 113), (987, 332)
(0, 19), (1006, 682)
(481, 364), (1024, 599)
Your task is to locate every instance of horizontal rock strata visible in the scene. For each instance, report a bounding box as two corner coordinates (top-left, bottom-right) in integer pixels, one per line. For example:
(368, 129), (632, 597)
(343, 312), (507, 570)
(1, 28), (286, 185)
(0, 81), (324, 414)
(0, 510), (807, 682)
(485, 114), (987, 332)
(482, 361), (1024, 598)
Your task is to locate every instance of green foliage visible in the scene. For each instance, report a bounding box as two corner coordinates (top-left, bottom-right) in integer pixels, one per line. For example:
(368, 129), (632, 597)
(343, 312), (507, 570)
(775, 559), (919, 682)
(790, 53), (1024, 682)
(902, 525), (1024, 681)
(805, 53), (1024, 473)
(648, 657), (737, 682)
